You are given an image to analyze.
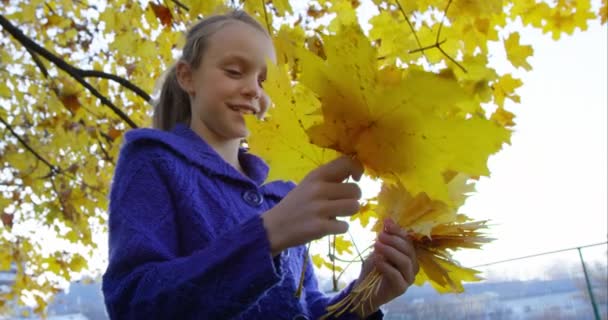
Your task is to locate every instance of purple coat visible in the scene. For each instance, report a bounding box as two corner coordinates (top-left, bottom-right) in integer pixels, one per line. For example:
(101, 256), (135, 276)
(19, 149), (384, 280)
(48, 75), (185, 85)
(102, 124), (383, 319)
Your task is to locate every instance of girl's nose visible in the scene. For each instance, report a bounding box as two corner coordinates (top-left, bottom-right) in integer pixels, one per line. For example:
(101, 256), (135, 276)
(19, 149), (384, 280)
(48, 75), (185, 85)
(241, 76), (262, 99)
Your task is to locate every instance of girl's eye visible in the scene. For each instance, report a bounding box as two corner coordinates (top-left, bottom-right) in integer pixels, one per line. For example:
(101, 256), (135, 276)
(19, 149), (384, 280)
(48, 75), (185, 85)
(225, 69), (241, 77)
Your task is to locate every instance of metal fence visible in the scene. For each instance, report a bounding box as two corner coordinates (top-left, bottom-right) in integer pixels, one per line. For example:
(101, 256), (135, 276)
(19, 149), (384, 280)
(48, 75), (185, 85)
(1, 242), (606, 319)
(384, 242), (608, 320)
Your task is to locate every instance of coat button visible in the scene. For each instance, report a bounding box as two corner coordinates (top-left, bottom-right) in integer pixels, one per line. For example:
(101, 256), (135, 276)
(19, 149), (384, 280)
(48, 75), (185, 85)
(242, 190), (264, 207)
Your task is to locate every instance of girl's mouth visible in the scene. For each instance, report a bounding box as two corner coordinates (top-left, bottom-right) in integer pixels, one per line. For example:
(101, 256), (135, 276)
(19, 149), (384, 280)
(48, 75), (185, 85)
(228, 103), (257, 115)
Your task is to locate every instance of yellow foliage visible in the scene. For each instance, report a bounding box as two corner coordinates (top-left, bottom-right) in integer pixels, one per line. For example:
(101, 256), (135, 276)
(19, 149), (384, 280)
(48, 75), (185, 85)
(350, 199), (378, 228)
(0, 0), (602, 316)
(372, 176), (491, 292)
(504, 33), (534, 71)
(246, 63), (339, 183)
(334, 236), (353, 255)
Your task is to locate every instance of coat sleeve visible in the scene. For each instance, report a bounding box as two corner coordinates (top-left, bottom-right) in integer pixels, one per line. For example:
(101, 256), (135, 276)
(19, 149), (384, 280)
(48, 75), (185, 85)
(102, 149), (282, 319)
(303, 256), (384, 320)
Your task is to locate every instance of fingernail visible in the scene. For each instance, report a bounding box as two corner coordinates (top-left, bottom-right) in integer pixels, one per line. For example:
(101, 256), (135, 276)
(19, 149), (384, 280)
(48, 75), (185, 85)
(384, 219), (393, 232)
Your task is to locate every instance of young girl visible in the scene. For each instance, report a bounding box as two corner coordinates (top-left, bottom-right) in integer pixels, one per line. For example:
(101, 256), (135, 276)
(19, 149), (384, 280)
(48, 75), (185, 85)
(102, 10), (418, 320)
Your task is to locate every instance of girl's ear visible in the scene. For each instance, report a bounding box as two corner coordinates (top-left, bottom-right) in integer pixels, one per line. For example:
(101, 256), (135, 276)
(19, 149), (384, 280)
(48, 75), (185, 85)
(175, 61), (195, 96)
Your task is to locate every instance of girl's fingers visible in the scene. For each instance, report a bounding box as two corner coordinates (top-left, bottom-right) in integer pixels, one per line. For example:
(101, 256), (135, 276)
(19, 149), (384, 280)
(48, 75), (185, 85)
(322, 182), (362, 201)
(384, 218), (410, 239)
(322, 198), (360, 218)
(378, 232), (415, 259)
(381, 219), (420, 276)
(375, 256), (408, 293)
(375, 241), (416, 284)
(323, 219), (350, 235)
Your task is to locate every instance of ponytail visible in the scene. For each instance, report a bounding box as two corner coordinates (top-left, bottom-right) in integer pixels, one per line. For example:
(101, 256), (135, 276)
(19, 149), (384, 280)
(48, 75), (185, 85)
(153, 65), (191, 131)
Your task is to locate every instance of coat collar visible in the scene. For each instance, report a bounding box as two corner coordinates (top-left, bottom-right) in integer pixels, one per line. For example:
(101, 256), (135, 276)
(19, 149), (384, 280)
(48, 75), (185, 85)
(123, 124), (270, 187)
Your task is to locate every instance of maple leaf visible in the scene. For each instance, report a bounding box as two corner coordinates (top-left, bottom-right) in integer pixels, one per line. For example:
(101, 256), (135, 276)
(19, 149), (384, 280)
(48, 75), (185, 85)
(350, 199), (378, 228)
(371, 175), (491, 292)
(334, 235), (353, 255)
(492, 74), (523, 108)
(414, 247), (482, 293)
(491, 107), (516, 127)
(246, 62), (338, 183)
(292, 23), (511, 203)
(504, 33), (534, 71)
(149, 3), (172, 27)
(183, 0), (226, 17)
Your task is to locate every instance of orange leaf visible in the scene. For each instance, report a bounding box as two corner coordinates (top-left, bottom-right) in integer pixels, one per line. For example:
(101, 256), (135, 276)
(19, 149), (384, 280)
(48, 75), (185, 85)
(108, 127), (123, 141)
(1, 212), (13, 228)
(150, 3), (172, 27)
(60, 94), (81, 113)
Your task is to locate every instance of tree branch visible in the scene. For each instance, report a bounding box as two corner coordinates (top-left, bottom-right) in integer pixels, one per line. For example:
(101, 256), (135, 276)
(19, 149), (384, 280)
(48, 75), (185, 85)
(26, 48), (49, 78)
(394, 0), (466, 72)
(437, 0), (453, 44)
(0, 117), (106, 197)
(171, 0), (189, 12)
(0, 14), (140, 128)
(79, 70), (151, 102)
(394, 0), (425, 58)
(438, 45), (466, 73)
(261, 0), (272, 33)
(408, 39), (447, 54)
(0, 116), (60, 176)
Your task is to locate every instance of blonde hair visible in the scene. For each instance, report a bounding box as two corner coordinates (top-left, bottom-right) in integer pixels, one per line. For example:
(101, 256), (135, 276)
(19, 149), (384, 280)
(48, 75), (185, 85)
(153, 10), (268, 131)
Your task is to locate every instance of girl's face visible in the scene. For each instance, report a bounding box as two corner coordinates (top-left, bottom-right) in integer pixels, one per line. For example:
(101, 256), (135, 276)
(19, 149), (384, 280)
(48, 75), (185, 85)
(180, 21), (275, 144)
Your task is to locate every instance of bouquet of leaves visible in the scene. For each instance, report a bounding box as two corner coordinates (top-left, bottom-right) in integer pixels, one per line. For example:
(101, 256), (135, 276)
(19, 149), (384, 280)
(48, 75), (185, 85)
(245, 4), (514, 316)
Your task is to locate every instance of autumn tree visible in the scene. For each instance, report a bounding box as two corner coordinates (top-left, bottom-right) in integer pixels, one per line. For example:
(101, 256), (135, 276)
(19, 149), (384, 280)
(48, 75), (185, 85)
(0, 0), (605, 315)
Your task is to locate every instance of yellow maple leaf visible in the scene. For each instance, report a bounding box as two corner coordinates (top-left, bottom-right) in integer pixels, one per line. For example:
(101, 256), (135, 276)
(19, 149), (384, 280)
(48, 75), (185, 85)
(334, 235), (353, 255)
(492, 74), (523, 108)
(374, 173), (474, 236)
(491, 107), (516, 127)
(273, 24), (306, 70)
(312, 253), (343, 272)
(449, 0), (502, 18)
(184, 0), (226, 17)
(414, 248), (482, 293)
(246, 62), (338, 183)
(504, 32), (534, 71)
(295, 24), (510, 203)
(368, 10), (419, 64)
(350, 199), (378, 228)
(365, 173), (490, 292)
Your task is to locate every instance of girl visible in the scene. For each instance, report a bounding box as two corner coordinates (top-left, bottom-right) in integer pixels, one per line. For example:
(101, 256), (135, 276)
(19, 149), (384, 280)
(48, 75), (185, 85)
(102, 10), (418, 320)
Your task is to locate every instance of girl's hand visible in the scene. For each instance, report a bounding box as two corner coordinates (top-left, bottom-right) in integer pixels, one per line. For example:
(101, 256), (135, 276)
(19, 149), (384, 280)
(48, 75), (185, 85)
(262, 156), (364, 256)
(355, 218), (419, 317)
